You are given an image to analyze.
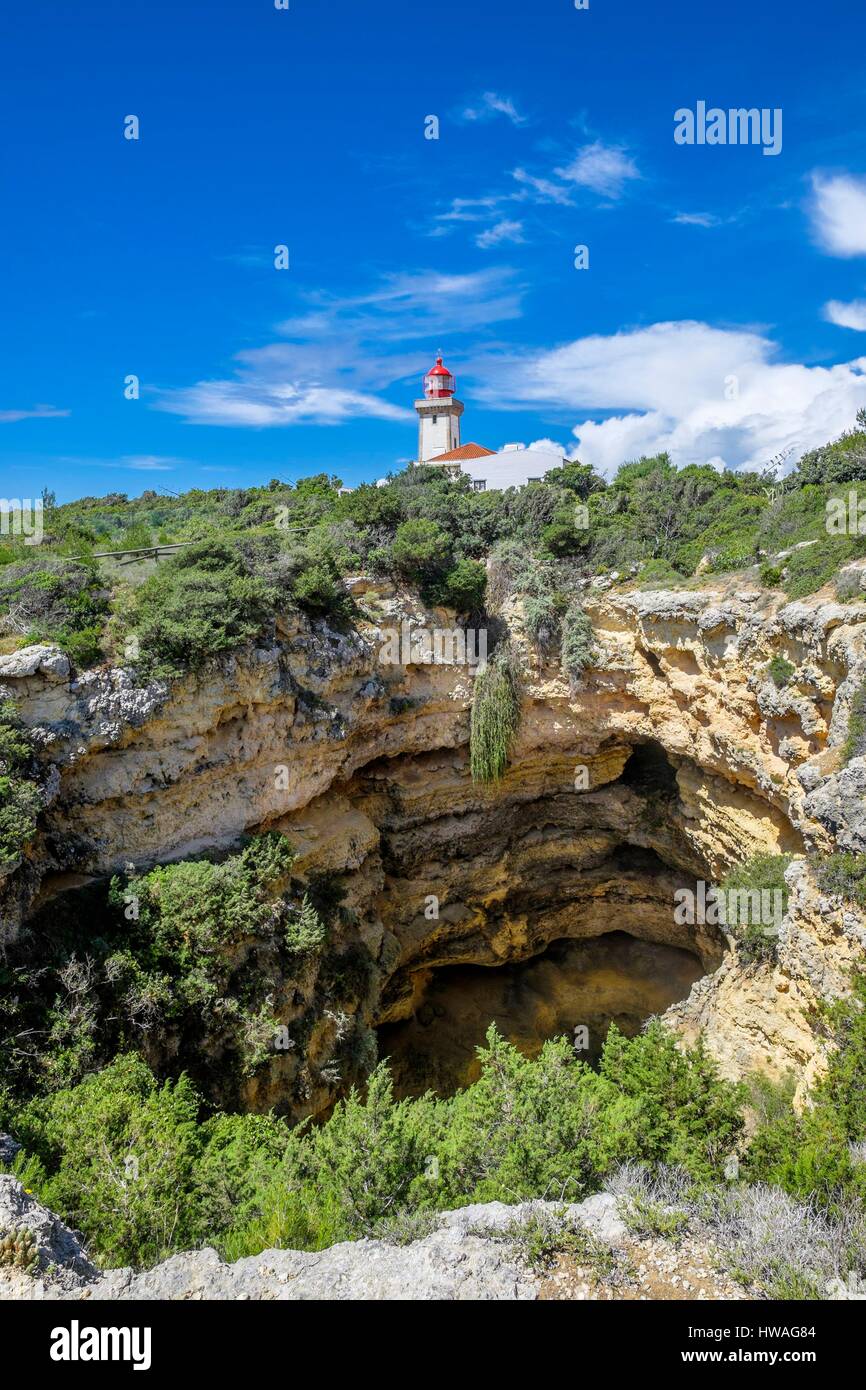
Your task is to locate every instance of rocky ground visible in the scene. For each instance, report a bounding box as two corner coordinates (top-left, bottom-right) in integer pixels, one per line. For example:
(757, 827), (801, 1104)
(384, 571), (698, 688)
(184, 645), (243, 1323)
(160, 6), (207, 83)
(0, 1174), (758, 1302)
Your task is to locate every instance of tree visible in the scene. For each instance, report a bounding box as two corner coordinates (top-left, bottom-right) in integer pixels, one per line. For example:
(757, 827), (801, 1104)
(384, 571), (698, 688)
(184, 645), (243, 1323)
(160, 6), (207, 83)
(390, 518), (452, 587)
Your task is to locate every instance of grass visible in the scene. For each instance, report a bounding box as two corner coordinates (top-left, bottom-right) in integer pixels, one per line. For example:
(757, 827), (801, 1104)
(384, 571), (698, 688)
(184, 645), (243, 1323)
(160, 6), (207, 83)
(469, 648), (520, 783)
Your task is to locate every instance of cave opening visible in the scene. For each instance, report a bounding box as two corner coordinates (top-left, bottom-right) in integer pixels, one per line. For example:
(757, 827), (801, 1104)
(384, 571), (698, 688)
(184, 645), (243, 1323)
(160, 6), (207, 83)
(376, 931), (704, 1100)
(620, 739), (680, 798)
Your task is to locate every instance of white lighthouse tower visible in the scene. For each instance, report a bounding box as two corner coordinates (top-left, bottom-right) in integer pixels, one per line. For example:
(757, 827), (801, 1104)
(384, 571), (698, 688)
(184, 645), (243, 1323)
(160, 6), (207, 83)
(415, 353), (463, 462)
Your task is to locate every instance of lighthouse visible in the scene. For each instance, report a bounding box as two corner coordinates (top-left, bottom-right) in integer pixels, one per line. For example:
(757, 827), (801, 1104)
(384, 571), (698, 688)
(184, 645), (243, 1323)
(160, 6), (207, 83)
(415, 354), (464, 462)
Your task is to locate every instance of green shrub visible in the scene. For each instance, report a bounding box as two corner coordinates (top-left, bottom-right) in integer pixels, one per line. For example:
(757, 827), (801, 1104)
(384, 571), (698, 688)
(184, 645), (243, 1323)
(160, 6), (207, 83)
(290, 561), (344, 618)
(814, 851), (866, 908)
(796, 428), (866, 487)
(0, 557), (108, 666)
(469, 649), (520, 783)
(0, 700), (41, 871)
(390, 519), (452, 588)
(842, 681), (866, 762)
(759, 562), (783, 587)
(432, 557), (487, 612)
(11, 1054), (204, 1267)
(767, 655), (795, 688)
(719, 853), (792, 962)
(784, 537), (864, 600)
(638, 558), (687, 586)
(130, 540), (275, 677)
(745, 974), (866, 1209)
(560, 601), (596, 679)
(285, 894), (327, 955)
(0, 833), (299, 1099)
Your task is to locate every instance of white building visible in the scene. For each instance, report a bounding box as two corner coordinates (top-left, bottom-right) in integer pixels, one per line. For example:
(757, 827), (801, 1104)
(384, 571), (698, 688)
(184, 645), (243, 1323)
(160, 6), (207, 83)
(412, 354), (564, 490)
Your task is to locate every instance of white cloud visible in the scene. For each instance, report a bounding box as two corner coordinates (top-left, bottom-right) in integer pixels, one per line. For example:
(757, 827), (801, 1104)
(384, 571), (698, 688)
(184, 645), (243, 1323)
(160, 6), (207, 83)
(158, 268), (525, 427)
(433, 196), (504, 225)
(462, 92), (526, 125)
(476, 219), (525, 249)
(809, 172), (866, 257)
(120, 455), (180, 471)
(824, 298), (866, 331)
(471, 320), (866, 476)
(673, 212), (721, 228)
(159, 382), (408, 428)
(555, 141), (641, 199)
(0, 404), (69, 423)
(511, 167), (573, 205)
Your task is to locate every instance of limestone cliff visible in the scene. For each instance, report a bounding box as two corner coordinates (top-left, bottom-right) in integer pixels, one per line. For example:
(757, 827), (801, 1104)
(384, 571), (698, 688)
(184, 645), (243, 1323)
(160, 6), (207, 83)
(2, 569), (865, 1116)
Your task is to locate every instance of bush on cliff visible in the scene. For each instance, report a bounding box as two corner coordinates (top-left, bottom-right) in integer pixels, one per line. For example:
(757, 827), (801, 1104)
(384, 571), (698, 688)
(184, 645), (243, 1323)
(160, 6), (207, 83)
(469, 648), (520, 783)
(0, 833), (301, 1098)
(744, 974), (866, 1210)
(0, 700), (41, 872)
(128, 540), (276, 677)
(0, 1017), (746, 1267)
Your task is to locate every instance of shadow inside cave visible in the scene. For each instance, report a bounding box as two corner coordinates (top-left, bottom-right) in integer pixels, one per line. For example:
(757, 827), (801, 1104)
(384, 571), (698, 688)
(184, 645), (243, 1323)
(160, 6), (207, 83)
(376, 930), (704, 1100)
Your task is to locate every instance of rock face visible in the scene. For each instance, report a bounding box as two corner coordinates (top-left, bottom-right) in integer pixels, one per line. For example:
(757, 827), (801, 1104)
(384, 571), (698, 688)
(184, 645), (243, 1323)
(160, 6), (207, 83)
(2, 572), (866, 1115)
(0, 1175), (97, 1298)
(1, 1177), (755, 1301)
(0, 1178), (626, 1302)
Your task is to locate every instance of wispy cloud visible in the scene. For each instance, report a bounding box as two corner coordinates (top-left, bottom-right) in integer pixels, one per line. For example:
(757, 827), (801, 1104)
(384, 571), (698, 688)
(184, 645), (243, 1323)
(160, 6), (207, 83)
(156, 268), (525, 427)
(120, 455), (181, 471)
(462, 92), (526, 126)
(554, 141), (641, 199)
(672, 211), (722, 228)
(476, 219), (525, 249)
(56, 454), (184, 471)
(808, 172), (866, 257)
(0, 404), (69, 423)
(511, 167), (573, 205)
(824, 298), (866, 330)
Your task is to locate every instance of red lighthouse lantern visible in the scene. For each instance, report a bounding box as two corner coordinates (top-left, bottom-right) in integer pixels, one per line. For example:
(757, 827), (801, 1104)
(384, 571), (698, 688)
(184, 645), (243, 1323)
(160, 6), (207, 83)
(423, 354), (456, 399)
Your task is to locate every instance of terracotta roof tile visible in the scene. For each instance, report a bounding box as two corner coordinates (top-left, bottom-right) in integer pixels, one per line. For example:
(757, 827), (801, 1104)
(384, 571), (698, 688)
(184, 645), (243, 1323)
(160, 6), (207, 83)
(429, 442), (495, 462)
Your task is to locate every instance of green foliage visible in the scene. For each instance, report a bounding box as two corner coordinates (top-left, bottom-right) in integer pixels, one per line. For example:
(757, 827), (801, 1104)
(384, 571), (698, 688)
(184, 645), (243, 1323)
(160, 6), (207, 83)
(759, 562), (783, 587)
(842, 681), (866, 762)
(469, 649), (520, 783)
(0, 833), (299, 1098)
(560, 601), (596, 679)
(0, 700), (41, 871)
(745, 974), (866, 1209)
(597, 1021), (745, 1180)
(0, 557), (108, 665)
(431, 557), (487, 612)
(285, 894), (327, 955)
(290, 561), (345, 619)
(796, 428), (866, 486)
(390, 518), (452, 588)
(129, 540), (275, 677)
(541, 459), (605, 499)
(638, 558), (687, 586)
(12, 1054), (204, 1267)
(223, 1022), (744, 1257)
(767, 654), (795, 688)
(719, 853), (792, 962)
(783, 535), (864, 600)
(7, 1054), (292, 1269)
(814, 850), (866, 908)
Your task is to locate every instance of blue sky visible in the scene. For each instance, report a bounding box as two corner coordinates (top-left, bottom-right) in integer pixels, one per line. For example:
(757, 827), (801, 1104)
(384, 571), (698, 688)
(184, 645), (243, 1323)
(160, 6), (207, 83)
(2, 0), (866, 502)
